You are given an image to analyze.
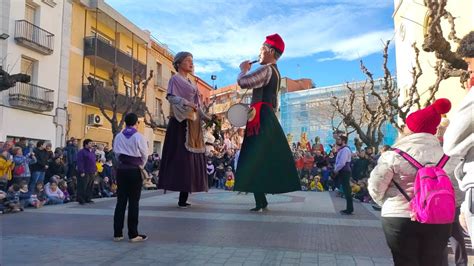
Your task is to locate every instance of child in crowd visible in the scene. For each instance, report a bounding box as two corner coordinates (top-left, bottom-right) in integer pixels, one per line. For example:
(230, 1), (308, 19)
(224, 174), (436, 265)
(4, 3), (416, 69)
(58, 180), (71, 203)
(206, 159), (215, 189)
(224, 166), (234, 191)
(0, 190), (6, 213)
(19, 181), (31, 208)
(309, 176), (316, 191)
(301, 175), (309, 191)
(215, 163), (225, 189)
(354, 180), (371, 203)
(314, 176), (324, 192)
(45, 181), (64, 204)
(101, 176), (115, 196)
(5, 184), (22, 212)
(321, 166), (331, 190)
(30, 182), (48, 208)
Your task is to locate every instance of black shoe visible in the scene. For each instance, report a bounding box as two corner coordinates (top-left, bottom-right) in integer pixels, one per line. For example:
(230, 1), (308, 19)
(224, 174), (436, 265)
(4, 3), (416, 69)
(86, 200), (94, 204)
(372, 205), (382, 211)
(78, 201), (86, 205)
(178, 204), (188, 209)
(250, 207), (262, 212)
(340, 210), (353, 215)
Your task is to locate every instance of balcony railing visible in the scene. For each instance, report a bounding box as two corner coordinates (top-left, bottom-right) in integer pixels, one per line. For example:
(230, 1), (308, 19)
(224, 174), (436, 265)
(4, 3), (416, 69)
(152, 115), (167, 129)
(9, 82), (54, 112)
(82, 84), (145, 116)
(84, 37), (147, 77)
(14, 20), (54, 55)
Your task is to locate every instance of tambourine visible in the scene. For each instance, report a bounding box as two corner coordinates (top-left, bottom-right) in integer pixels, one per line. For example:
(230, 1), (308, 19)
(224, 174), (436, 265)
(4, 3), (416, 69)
(226, 103), (250, 127)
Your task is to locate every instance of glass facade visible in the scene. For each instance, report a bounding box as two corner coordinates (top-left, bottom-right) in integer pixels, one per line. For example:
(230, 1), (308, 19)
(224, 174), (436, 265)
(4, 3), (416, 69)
(279, 79), (398, 151)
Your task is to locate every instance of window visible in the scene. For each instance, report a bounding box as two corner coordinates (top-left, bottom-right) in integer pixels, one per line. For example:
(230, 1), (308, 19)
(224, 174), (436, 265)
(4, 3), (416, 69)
(155, 62), (163, 86)
(21, 56), (35, 81)
(91, 29), (113, 45)
(154, 98), (162, 117)
(89, 73), (107, 87)
(25, 3), (36, 24)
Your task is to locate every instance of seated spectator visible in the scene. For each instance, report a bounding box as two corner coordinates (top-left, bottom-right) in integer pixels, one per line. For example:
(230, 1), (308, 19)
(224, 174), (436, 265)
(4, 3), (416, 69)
(45, 180), (64, 204)
(58, 180), (71, 203)
(310, 163), (319, 177)
(0, 190), (6, 213)
(101, 176), (115, 197)
(352, 151), (369, 181)
(30, 182), (48, 208)
(18, 181), (31, 209)
(301, 175), (309, 191)
(321, 166), (331, 190)
(45, 155), (66, 184)
(5, 184), (21, 212)
(354, 180), (371, 203)
(314, 176), (324, 192)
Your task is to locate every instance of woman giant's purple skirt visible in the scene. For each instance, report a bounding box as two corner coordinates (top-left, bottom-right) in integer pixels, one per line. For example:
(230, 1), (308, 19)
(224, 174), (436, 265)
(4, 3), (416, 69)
(158, 118), (208, 192)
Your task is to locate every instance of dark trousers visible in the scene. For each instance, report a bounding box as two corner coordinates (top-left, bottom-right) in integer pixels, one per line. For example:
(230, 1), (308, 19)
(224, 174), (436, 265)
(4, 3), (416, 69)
(382, 217), (452, 266)
(77, 173), (94, 203)
(113, 168), (142, 239)
(442, 207), (468, 266)
(254, 193), (268, 208)
(338, 170), (353, 212)
(179, 192), (189, 205)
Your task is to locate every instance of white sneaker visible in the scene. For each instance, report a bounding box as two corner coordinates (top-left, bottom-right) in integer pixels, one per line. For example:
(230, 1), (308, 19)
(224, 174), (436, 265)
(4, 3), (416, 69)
(129, 234), (148, 243)
(113, 236), (124, 242)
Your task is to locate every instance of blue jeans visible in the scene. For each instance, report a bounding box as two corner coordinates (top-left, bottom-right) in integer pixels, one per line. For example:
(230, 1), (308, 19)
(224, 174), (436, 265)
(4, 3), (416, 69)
(47, 196), (64, 205)
(29, 171), (45, 191)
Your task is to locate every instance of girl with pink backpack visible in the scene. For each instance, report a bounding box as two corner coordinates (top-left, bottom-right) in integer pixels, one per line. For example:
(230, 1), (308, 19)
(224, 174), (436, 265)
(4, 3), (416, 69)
(368, 99), (460, 266)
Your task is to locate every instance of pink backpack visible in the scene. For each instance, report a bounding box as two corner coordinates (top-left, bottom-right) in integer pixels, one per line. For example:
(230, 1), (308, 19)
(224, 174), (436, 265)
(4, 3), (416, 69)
(392, 148), (455, 224)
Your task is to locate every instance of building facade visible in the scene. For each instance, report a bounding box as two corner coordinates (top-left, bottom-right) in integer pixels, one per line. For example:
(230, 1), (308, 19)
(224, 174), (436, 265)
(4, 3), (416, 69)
(393, 0), (473, 112)
(68, 0), (159, 152)
(0, 0), (70, 147)
(145, 37), (174, 155)
(280, 80), (398, 150)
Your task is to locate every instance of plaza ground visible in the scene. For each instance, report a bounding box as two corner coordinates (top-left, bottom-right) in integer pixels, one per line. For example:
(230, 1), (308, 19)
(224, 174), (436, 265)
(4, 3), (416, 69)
(2, 189), (471, 265)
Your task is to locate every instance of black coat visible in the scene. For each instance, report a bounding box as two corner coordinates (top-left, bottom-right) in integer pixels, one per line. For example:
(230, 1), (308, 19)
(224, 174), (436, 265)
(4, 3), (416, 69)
(30, 148), (49, 172)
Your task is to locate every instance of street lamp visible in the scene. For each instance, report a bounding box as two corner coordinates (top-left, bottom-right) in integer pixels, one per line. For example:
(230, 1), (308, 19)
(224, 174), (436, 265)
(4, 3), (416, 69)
(211, 74), (217, 89)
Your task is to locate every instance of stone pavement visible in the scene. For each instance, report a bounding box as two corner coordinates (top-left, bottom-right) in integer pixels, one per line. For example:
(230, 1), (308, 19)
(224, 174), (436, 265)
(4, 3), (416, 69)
(1, 189), (469, 265)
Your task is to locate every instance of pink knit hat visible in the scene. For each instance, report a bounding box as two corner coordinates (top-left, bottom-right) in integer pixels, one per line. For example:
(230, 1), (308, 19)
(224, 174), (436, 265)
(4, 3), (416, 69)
(406, 98), (451, 135)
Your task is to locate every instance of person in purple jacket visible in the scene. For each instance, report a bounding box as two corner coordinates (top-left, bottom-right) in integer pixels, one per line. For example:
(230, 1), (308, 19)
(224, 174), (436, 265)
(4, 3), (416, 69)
(113, 113), (148, 243)
(76, 139), (97, 205)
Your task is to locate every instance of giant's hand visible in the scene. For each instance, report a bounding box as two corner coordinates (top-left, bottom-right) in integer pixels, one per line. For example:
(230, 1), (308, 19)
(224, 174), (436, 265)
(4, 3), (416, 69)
(239, 60), (251, 73)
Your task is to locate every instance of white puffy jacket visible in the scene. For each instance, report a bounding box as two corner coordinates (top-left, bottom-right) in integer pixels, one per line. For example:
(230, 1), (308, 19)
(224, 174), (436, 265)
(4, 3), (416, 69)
(368, 133), (460, 218)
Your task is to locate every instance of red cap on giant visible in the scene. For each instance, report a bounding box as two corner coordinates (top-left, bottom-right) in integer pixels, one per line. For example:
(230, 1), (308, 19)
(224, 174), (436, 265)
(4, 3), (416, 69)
(264, 33), (285, 55)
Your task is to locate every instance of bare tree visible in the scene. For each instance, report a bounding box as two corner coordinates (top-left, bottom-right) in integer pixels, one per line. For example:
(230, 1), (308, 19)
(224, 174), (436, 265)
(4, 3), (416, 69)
(331, 1), (469, 151)
(87, 67), (164, 144)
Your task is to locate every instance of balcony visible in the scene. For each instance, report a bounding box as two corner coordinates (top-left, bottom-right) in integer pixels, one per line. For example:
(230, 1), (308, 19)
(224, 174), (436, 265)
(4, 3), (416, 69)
(82, 84), (145, 116)
(9, 82), (54, 112)
(84, 37), (147, 77)
(14, 20), (54, 55)
(151, 115), (167, 129)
